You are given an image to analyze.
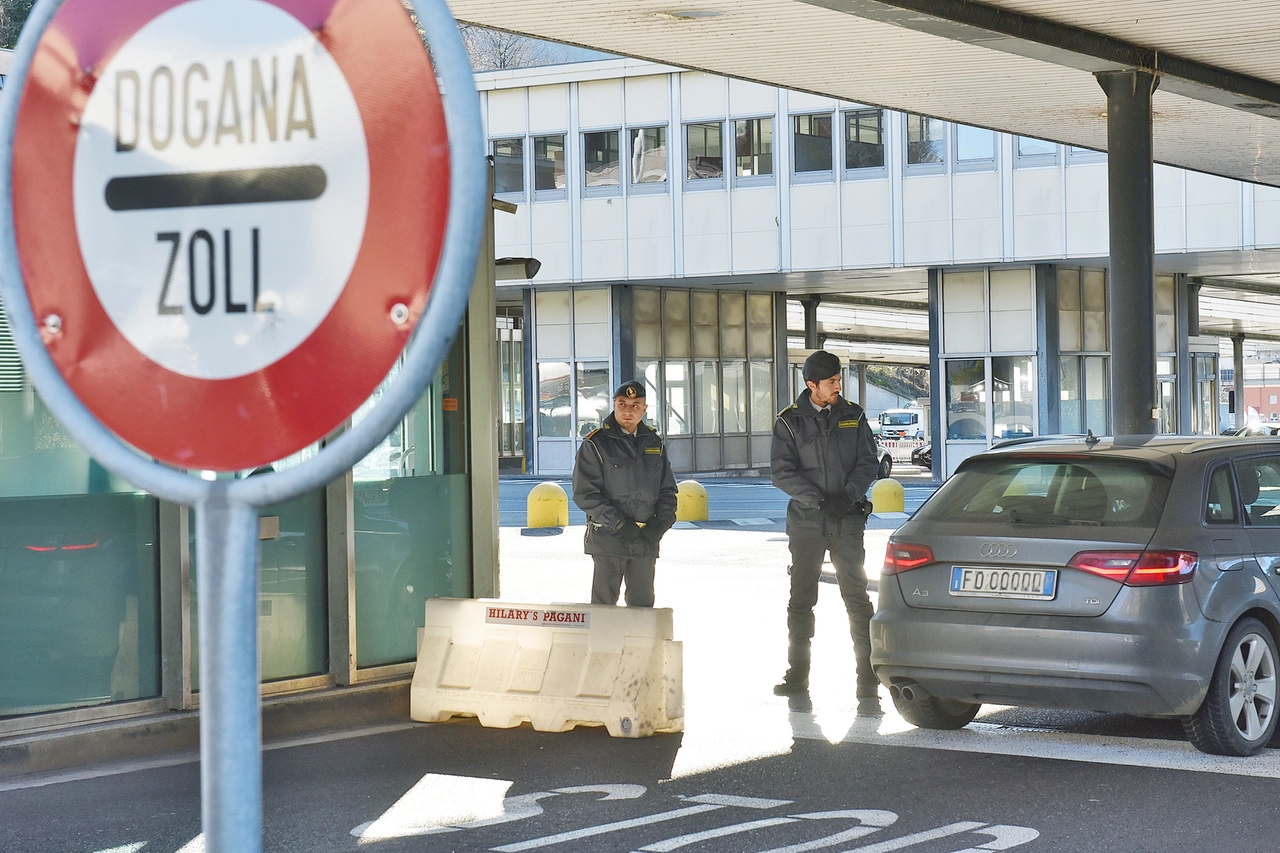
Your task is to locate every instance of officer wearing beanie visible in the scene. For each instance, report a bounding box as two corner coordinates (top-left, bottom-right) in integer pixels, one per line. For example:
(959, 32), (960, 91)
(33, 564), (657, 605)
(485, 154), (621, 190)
(572, 380), (678, 607)
(770, 350), (883, 714)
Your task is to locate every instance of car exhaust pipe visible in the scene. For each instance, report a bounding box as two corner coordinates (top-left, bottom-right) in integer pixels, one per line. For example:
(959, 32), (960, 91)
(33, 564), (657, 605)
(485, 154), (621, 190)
(896, 681), (930, 702)
(888, 684), (901, 701)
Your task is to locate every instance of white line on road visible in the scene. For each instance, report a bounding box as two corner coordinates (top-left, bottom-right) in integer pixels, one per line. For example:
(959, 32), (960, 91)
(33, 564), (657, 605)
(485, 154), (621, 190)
(753, 809), (899, 853)
(683, 793), (792, 808)
(839, 822), (987, 853)
(635, 816), (799, 852)
(490, 804), (725, 852)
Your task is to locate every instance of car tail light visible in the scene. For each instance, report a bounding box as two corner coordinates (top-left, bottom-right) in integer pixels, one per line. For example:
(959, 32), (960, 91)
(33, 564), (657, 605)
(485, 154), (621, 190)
(883, 542), (933, 575)
(1068, 550), (1197, 585)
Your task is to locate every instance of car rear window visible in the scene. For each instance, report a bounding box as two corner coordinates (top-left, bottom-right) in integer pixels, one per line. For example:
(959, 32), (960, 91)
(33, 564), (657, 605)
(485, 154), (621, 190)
(919, 456), (1172, 527)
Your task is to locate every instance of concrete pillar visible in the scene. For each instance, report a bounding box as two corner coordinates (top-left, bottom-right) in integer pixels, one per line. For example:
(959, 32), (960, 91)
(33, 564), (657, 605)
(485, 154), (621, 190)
(1234, 334), (1246, 429)
(857, 362), (868, 408)
(1097, 70), (1159, 436)
(801, 295), (821, 350)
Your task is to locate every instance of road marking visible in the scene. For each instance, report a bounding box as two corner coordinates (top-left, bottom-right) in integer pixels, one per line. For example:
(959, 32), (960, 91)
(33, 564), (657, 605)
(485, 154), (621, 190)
(90, 844), (146, 853)
(635, 817), (799, 852)
(174, 835), (204, 853)
(946, 824), (1039, 852)
(554, 784), (646, 800)
(350, 773), (513, 841)
(683, 793), (792, 808)
(754, 810), (899, 853)
(840, 822), (987, 853)
(490, 804), (725, 852)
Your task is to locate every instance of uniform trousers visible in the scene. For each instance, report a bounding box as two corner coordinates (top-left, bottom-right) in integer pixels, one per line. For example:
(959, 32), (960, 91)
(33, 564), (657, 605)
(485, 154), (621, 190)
(591, 555), (656, 607)
(786, 531), (879, 697)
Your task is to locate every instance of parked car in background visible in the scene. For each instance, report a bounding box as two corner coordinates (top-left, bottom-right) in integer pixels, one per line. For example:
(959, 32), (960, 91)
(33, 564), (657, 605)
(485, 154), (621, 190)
(1231, 424), (1280, 437)
(910, 444), (932, 469)
(875, 440), (893, 480)
(874, 435), (1280, 756)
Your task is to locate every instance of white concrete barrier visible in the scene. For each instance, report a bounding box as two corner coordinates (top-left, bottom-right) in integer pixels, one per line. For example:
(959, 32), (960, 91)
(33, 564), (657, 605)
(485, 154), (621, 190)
(411, 599), (683, 738)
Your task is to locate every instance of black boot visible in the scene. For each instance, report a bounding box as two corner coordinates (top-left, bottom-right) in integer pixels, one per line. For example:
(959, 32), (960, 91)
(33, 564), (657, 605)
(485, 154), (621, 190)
(773, 665), (809, 696)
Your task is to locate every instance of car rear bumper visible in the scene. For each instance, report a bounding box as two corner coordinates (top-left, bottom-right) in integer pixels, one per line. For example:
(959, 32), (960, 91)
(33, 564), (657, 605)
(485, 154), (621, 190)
(870, 606), (1218, 716)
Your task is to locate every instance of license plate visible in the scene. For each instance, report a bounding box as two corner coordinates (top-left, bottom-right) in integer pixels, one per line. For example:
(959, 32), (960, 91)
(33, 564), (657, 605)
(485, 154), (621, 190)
(949, 566), (1058, 600)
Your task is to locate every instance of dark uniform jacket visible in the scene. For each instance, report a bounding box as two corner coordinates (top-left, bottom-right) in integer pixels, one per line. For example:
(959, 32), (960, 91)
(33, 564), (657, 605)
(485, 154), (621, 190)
(572, 414), (678, 558)
(771, 390), (880, 538)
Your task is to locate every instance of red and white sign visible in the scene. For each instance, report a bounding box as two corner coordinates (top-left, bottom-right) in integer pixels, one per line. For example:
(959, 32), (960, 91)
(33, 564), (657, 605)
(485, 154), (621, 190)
(11, 0), (451, 470)
(485, 606), (592, 629)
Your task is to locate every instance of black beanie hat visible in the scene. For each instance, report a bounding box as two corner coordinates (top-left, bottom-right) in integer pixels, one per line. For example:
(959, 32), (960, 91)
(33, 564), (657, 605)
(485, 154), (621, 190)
(802, 350), (842, 383)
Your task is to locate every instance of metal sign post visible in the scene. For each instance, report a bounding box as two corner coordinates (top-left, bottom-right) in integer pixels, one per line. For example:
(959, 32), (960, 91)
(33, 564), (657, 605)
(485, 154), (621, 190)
(0, 0), (485, 850)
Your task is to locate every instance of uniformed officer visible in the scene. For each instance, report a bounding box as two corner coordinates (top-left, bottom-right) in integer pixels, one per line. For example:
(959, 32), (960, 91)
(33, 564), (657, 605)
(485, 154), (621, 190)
(572, 380), (678, 607)
(770, 350), (883, 714)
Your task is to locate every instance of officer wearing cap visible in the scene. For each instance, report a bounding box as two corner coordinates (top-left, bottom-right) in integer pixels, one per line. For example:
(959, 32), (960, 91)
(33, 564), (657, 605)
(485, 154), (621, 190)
(572, 379), (678, 607)
(770, 350), (882, 714)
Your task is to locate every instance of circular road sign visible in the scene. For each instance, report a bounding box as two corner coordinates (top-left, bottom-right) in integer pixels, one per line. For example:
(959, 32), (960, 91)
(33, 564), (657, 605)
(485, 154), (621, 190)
(11, 0), (451, 471)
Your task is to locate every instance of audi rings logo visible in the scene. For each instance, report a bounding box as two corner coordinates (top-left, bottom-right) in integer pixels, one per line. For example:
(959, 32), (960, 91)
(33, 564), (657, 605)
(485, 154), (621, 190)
(980, 543), (1018, 558)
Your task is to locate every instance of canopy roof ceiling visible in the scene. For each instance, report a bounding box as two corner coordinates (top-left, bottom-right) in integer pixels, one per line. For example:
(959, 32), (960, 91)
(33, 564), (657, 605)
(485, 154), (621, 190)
(451, 0), (1280, 186)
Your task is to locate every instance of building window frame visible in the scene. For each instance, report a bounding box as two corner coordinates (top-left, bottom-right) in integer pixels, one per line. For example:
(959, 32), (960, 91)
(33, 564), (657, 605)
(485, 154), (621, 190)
(491, 136), (526, 200)
(732, 116), (775, 188)
(953, 124), (997, 173)
(843, 107), (887, 179)
(1066, 144), (1107, 166)
(626, 125), (670, 195)
(904, 113), (946, 175)
(791, 112), (835, 184)
(1013, 135), (1060, 169)
(684, 120), (726, 191)
(581, 128), (622, 198)
(531, 133), (568, 202)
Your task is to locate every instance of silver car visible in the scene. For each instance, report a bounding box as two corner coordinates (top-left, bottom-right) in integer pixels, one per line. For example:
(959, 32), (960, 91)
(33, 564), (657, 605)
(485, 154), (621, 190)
(872, 435), (1280, 756)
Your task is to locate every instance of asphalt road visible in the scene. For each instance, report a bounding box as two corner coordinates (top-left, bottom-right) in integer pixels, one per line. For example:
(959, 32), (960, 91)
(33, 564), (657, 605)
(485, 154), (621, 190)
(6, 525), (1280, 853)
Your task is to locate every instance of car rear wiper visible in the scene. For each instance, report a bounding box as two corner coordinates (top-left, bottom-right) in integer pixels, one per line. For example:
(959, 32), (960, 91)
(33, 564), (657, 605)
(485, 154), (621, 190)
(1007, 510), (1102, 527)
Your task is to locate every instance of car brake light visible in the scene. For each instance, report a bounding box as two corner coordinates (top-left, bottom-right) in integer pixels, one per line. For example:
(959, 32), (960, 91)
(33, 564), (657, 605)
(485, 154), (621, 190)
(883, 542), (933, 575)
(1067, 550), (1197, 585)
(23, 545), (57, 552)
(60, 541), (99, 551)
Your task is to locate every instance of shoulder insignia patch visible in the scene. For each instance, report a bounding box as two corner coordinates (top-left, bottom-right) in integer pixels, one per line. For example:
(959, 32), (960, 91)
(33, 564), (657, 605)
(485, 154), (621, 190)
(645, 447), (662, 455)
(838, 419), (859, 428)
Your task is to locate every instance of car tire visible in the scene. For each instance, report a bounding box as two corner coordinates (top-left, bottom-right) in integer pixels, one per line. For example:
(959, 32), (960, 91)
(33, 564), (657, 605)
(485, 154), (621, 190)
(892, 693), (980, 730)
(877, 456), (892, 480)
(1184, 617), (1279, 756)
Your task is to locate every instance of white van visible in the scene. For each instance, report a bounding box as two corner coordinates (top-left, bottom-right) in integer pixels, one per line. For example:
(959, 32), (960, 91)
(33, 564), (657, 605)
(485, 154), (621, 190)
(879, 408), (924, 440)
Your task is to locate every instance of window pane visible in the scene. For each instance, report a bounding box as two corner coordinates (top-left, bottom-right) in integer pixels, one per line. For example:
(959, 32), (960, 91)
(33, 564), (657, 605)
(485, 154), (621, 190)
(695, 360), (720, 433)
(906, 114), (945, 165)
(635, 287), (662, 359)
(1017, 136), (1056, 158)
(665, 361), (692, 435)
(1155, 275), (1176, 353)
(1237, 457), (1280, 526)
(747, 293), (774, 358)
(576, 361), (611, 437)
(1206, 465), (1237, 523)
(844, 109), (884, 169)
(750, 361), (774, 433)
(946, 359), (986, 440)
(722, 360), (748, 434)
(1082, 270), (1108, 351)
(533, 135), (565, 191)
(686, 122), (723, 180)
(1059, 356), (1081, 434)
(493, 137), (524, 194)
(664, 290), (691, 358)
(638, 359), (661, 429)
(692, 290), (719, 358)
(720, 291), (746, 359)
(1057, 268), (1082, 352)
(794, 114), (832, 173)
(537, 362), (571, 437)
(734, 118), (773, 177)
(630, 126), (667, 184)
(583, 131), (620, 188)
(956, 125), (994, 162)
(993, 356), (1034, 439)
(1084, 355), (1109, 434)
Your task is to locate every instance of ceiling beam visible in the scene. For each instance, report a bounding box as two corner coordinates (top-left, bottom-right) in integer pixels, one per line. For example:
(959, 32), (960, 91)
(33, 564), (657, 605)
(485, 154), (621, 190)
(786, 326), (929, 347)
(800, 0), (1280, 121)
(802, 294), (930, 312)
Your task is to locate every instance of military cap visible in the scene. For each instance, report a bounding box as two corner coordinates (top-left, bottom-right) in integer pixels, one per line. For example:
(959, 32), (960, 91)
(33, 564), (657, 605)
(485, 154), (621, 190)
(802, 350), (842, 383)
(613, 379), (646, 400)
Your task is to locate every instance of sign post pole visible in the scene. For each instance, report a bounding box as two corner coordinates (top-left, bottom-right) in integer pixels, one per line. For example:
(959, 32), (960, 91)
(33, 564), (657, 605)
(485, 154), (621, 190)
(196, 496), (264, 853)
(0, 1), (488, 851)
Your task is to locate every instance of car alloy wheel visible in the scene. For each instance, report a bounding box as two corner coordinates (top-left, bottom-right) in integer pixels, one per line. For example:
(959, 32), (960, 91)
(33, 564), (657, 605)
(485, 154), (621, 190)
(1185, 617), (1279, 756)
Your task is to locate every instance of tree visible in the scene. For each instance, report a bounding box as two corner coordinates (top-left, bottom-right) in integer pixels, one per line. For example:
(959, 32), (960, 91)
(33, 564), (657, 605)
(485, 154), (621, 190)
(458, 25), (567, 71)
(0, 0), (35, 50)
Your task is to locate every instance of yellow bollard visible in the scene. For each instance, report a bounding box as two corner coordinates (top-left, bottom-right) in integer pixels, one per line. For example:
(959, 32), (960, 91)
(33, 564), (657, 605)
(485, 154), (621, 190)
(870, 478), (905, 513)
(526, 482), (568, 528)
(676, 480), (708, 522)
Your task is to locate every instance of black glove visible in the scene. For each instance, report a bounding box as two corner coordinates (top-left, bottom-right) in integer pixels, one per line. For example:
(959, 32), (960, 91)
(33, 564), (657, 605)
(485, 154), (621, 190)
(616, 520), (643, 540)
(640, 523), (663, 546)
(820, 494), (854, 520)
(856, 498), (874, 517)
